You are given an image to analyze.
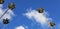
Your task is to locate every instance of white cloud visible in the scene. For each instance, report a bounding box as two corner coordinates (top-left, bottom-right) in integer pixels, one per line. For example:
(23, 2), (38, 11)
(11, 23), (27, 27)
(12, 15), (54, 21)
(0, 4), (3, 8)
(15, 26), (25, 29)
(0, 4), (15, 22)
(23, 9), (52, 29)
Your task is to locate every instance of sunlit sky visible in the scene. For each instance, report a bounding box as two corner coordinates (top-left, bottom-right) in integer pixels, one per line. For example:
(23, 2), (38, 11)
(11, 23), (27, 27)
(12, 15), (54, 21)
(0, 0), (60, 29)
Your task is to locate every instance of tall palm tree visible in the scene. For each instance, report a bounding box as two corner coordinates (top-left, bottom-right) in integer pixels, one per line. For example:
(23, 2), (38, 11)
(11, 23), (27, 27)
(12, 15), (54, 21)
(0, 2), (15, 19)
(49, 22), (55, 29)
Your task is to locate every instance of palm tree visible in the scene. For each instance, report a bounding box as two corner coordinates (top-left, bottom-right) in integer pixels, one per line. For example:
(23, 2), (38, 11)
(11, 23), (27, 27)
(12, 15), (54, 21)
(0, 2), (15, 19)
(38, 8), (44, 13)
(49, 22), (55, 29)
(0, 1), (15, 24)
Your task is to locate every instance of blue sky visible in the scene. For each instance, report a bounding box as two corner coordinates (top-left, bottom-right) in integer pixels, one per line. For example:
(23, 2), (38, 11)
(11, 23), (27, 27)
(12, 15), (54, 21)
(0, 0), (60, 29)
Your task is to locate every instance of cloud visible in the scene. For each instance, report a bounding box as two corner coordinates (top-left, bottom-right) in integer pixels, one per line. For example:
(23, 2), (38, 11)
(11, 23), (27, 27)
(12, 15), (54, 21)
(15, 26), (25, 29)
(23, 8), (52, 29)
(0, 4), (15, 22)
(0, 4), (3, 8)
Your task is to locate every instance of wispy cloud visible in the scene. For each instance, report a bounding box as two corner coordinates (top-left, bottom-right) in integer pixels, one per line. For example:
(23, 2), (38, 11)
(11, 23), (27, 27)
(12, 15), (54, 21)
(23, 8), (52, 29)
(15, 26), (25, 29)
